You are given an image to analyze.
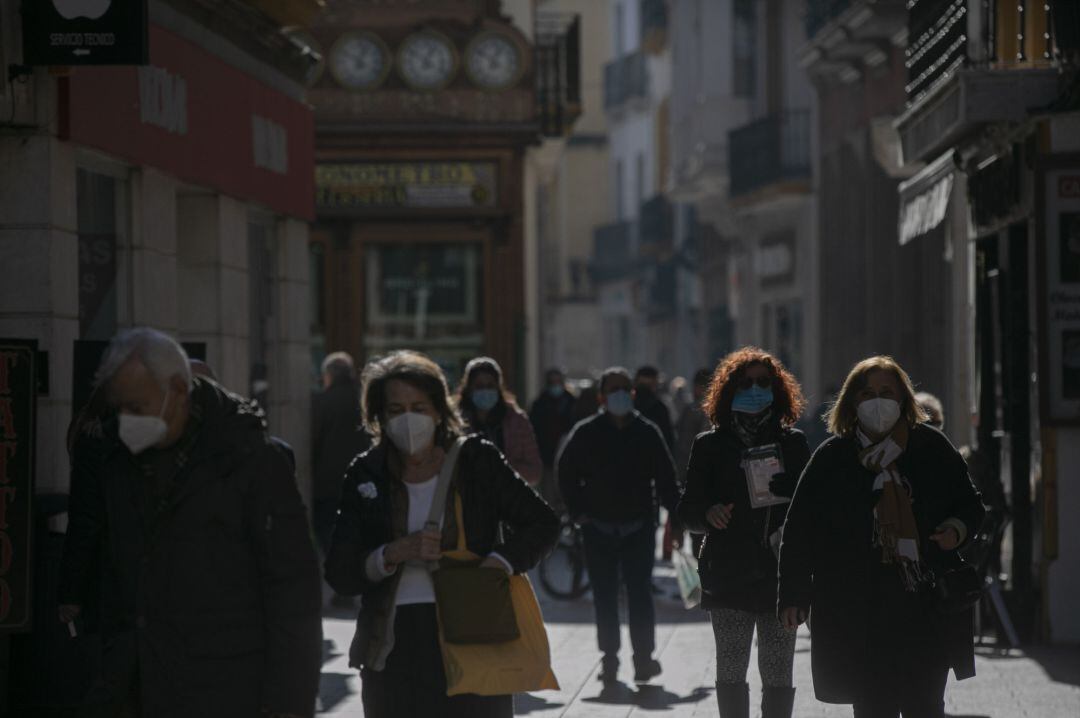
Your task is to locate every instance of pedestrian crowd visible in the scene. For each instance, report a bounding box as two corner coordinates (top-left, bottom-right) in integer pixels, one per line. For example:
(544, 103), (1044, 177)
(57, 326), (986, 718)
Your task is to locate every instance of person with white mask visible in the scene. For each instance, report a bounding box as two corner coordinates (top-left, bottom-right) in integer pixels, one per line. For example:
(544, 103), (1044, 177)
(778, 356), (985, 718)
(556, 366), (680, 686)
(66, 327), (322, 718)
(324, 350), (558, 718)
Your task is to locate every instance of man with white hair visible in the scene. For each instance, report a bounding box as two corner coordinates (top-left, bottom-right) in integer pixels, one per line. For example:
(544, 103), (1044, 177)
(76, 327), (321, 717)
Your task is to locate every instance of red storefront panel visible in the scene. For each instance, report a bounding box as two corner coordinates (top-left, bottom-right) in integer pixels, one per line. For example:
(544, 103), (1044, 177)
(63, 24), (314, 221)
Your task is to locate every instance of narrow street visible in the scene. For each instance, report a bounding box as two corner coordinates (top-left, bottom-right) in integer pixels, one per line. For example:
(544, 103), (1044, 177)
(317, 563), (1080, 717)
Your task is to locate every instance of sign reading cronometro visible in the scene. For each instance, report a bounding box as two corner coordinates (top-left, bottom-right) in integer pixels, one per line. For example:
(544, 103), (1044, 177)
(0, 340), (37, 632)
(316, 162), (499, 211)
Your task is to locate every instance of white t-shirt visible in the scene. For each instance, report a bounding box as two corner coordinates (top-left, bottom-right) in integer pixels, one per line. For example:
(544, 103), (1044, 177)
(395, 475), (439, 605)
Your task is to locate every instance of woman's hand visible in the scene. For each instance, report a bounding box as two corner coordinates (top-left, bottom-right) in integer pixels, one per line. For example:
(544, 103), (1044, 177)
(384, 528), (442, 566)
(780, 606), (807, 630)
(705, 503), (734, 530)
(930, 525), (961, 551)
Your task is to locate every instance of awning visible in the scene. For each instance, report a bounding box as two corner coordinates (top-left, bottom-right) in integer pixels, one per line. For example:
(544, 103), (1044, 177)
(898, 151), (956, 245)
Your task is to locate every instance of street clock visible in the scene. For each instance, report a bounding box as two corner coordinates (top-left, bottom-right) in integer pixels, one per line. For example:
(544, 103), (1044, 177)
(465, 31), (524, 91)
(397, 30), (458, 91)
(329, 32), (391, 91)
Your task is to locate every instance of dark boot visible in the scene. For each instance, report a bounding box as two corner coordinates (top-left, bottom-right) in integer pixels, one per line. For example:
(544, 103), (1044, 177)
(715, 681), (749, 718)
(762, 686), (796, 718)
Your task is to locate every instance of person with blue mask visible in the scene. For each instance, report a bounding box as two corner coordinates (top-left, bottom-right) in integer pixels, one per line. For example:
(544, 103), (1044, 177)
(557, 366), (680, 686)
(456, 357), (543, 487)
(677, 348), (811, 718)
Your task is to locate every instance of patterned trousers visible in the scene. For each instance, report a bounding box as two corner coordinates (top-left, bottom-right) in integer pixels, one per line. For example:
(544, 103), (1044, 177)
(710, 608), (797, 687)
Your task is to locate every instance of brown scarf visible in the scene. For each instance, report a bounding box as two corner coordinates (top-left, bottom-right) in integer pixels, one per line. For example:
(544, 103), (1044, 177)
(858, 423), (926, 591)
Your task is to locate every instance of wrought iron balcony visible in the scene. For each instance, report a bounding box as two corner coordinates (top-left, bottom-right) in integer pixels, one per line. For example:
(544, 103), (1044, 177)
(728, 111), (812, 199)
(589, 221), (635, 282)
(536, 13), (582, 137)
(603, 51), (648, 111)
(638, 195), (674, 253)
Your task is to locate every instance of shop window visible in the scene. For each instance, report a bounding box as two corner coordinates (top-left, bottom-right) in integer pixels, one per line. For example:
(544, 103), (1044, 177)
(248, 215), (276, 411)
(761, 299), (803, 377)
(76, 168), (127, 340)
(364, 243), (483, 373)
(309, 240), (327, 386)
(733, 0), (757, 98)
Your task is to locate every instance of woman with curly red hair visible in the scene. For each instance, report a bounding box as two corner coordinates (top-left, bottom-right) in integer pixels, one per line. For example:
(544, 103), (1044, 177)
(676, 347), (810, 718)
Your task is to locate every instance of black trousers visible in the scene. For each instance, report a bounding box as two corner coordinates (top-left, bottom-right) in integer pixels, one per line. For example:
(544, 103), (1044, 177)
(360, 603), (513, 718)
(581, 521), (656, 663)
(853, 568), (951, 718)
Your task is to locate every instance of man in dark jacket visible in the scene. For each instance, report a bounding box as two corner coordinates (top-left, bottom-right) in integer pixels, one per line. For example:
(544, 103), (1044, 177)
(77, 328), (322, 718)
(529, 368), (577, 507)
(312, 352), (370, 553)
(633, 365), (676, 450)
(557, 367), (679, 686)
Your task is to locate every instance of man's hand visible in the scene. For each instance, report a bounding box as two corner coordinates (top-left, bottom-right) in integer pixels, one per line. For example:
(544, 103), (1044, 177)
(706, 503), (734, 530)
(780, 606), (807, 630)
(384, 528), (442, 566)
(58, 604), (82, 624)
(930, 525), (961, 551)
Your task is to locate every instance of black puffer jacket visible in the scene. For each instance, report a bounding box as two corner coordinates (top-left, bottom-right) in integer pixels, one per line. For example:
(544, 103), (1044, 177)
(90, 378), (322, 717)
(676, 427), (810, 612)
(325, 435), (559, 670)
(778, 425), (985, 704)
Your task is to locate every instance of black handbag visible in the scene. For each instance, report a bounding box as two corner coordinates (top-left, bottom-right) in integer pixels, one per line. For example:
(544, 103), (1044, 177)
(932, 562), (983, 614)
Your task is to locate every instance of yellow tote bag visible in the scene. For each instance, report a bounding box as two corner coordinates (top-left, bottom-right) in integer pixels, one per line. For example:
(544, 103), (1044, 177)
(436, 494), (560, 697)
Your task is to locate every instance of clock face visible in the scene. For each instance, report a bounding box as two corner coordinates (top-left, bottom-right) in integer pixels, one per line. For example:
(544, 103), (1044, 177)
(329, 32), (390, 91)
(466, 32), (523, 90)
(397, 31), (457, 91)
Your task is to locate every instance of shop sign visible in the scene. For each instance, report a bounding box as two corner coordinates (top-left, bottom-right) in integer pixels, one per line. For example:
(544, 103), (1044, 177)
(64, 24), (314, 220)
(0, 339), (37, 633)
(1042, 171), (1080, 423)
(316, 162), (498, 212)
(754, 232), (796, 287)
(22, 0), (148, 66)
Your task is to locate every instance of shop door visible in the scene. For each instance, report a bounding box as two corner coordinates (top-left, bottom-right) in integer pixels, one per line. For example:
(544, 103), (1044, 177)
(975, 222), (1036, 640)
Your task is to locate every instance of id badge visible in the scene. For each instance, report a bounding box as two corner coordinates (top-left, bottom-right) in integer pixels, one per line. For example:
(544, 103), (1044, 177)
(741, 443), (789, 509)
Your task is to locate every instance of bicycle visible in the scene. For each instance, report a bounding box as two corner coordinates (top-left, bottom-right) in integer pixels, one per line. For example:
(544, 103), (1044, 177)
(538, 513), (590, 600)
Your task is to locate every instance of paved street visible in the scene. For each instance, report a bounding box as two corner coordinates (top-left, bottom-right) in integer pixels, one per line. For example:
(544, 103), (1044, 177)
(317, 563), (1080, 717)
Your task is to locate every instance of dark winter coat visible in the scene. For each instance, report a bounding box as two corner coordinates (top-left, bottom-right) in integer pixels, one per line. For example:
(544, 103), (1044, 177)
(529, 390), (577, 467)
(635, 391), (675, 450)
(556, 410), (680, 525)
(88, 378), (322, 717)
(676, 427), (811, 613)
(324, 436), (559, 670)
(312, 378), (370, 503)
(777, 424), (985, 704)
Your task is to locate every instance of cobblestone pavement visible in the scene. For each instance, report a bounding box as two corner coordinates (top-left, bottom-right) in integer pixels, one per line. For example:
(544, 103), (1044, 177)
(318, 566), (1080, 717)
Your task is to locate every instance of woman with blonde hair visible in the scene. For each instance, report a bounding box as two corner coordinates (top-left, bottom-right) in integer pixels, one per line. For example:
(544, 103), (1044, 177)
(778, 356), (984, 717)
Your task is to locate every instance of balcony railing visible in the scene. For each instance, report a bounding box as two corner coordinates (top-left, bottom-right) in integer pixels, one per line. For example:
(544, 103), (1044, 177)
(906, 0), (969, 105)
(536, 13), (582, 137)
(603, 51), (648, 111)
(728, 110), (812, 199)
(804, 0), (851, 40)
(589, 221), (635, 282)
(639, 195), (674, 251)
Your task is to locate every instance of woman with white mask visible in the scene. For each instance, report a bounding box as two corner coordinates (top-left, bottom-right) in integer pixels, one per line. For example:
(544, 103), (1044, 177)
(778, 356), (985, 718)
(325, 350), (559, 718)
(455, 357), (543, 487)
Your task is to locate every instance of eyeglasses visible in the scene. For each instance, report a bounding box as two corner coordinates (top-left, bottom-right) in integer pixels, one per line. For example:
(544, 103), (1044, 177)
(736, 375), (773, 391)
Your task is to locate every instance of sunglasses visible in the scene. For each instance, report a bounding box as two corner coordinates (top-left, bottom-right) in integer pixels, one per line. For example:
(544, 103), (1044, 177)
(736, 375), (773, 391)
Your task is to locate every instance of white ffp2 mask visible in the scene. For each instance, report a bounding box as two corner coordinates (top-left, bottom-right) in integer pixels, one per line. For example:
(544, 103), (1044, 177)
(119, 390), (171, 455)
(857, 397), (901, 436)
(385, 412), (436, 456)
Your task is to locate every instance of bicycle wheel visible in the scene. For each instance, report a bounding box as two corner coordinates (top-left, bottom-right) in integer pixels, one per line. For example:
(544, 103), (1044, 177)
(539, 521), (590, 600)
